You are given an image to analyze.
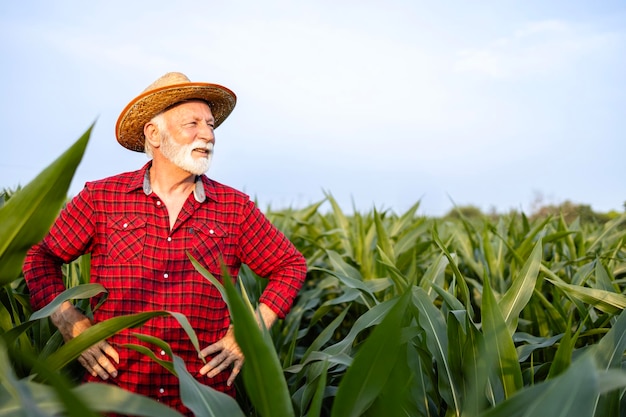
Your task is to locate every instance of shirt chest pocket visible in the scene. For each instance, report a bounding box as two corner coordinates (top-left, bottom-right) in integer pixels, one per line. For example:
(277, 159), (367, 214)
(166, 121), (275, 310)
(107, 216), (147, 263)
(189, 222), (228, 275)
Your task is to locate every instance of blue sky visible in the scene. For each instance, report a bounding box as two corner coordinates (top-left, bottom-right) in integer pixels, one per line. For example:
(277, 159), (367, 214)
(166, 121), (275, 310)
(1, 1), (625, 216)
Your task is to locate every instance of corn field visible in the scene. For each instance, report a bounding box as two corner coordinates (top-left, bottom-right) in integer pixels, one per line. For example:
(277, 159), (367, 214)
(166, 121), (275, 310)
(1, 128), (626, 416)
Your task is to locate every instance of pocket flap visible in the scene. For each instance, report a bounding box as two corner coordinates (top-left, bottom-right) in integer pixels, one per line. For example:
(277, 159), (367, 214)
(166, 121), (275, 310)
(191, 221), (227, 239)
(108, 215), (146, 231)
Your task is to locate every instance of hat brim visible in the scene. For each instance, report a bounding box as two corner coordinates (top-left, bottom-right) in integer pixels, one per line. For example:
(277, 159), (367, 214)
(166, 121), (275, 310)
(115, 82), (237, 152)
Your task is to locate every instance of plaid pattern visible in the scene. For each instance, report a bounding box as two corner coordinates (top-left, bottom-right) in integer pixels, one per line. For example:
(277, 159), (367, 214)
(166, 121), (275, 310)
(23, 162), (307, 415)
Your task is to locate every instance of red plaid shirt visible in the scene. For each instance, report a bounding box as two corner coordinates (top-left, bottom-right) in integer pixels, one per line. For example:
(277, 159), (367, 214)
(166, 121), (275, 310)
(23, 162), (306, 414)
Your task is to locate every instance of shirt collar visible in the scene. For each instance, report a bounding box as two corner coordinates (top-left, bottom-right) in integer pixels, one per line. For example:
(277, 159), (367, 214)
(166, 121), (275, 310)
(140, 165), (207, 203)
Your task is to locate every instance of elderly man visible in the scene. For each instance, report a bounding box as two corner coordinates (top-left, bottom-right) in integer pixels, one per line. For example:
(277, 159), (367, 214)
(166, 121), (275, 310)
(23, 72), (307, 414)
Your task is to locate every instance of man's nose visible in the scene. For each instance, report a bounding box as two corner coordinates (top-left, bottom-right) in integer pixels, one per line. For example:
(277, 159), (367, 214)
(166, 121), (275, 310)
(198, 123), (215, 142)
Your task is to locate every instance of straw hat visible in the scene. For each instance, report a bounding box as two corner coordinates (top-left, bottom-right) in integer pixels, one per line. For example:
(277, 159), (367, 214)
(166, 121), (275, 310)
(115, 72), (237, 152)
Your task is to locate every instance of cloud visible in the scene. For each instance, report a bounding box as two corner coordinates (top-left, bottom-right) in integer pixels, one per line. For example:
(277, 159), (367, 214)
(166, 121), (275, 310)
(455, 19), (617, 78)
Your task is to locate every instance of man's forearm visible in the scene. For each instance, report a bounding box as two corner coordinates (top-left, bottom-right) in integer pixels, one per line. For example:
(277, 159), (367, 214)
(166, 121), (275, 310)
(50, 301), (90, 341)
(256, 303), (278, 330)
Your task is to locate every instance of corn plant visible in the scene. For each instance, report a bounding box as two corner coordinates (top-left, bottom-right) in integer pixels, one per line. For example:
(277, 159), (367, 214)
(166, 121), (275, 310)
(2, 125), (626, 416)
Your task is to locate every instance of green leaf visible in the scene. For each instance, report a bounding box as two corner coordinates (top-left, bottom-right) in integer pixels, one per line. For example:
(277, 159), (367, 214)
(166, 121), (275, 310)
(412, 287), (461, 414)
(457, 315), (489, 417)
(305, 360), (329, 417)
(593, 306), (626, 370)
(366, 342), (423, 417)
(481, 272), (523, 402)
(29, 283), (107, 321)
(331, 290), (411, 417)
(325, 192), (354, 258)
(44, 311), (199, 374)
(284, 351), (352, 374)
(376, 246), (408, 292)
(323, 298), (398, 356)
(1, 321), (36, 347)
(0, 339), (99, 417)
(515, 333), (563, 362)
(499, 239), (542, 335)
(301, 306), (350, 363)
(480, 354), (605, 417)
(0, 126), (92, 285)
(124, 343), (177, 375)
(545, 278), (626, 315)
(172, 355), (245, 417)
(73, 383), (187, 417)
(189, 254), (295, 417)
(419, 253), (449, 301)
(432, 225), (474, 317)
(593, 259), (616, 292)
(324, 250), (363, 282)
(126, 334), (244, 416)
(0, 340), (57, 417)
(373, 208), (395, 261)
(587, 213), (626, 252)
(225, 274), (295, 416)
(546, 322), (574, 379)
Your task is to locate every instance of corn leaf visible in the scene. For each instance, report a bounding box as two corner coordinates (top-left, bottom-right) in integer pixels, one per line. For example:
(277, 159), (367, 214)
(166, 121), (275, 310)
(43, 311), (198, 374)
(29, 283), (107, 321)
(73, 383), (186, 417)
(499, 239), (542, 335)
(594, 306), (626, 369)
(480, 354), (600, 417)
(481, 272), (523, 402)
(366, 343), (419, 417)
(173, 355), (245, 417)
(190, 254), (295, 417)
(0, 126), (91, 285)
(432, 225), (474, 317)
(373, 208), (395, 261)
(125, 334), (244, 416)
(546, 320), (575, 379)
(412, 287), (461, 414)
(545, 278), (626, 315)
(305, 360), (329, 417)
(301, 306), (350, 363)
(323, 298), (398, 356)
(0, 339), (99, 417)
(331, 289), (410, 417)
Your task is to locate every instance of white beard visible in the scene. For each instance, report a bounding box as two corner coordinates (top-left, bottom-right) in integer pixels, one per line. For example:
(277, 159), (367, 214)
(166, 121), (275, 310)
(160, 132), (213, 175)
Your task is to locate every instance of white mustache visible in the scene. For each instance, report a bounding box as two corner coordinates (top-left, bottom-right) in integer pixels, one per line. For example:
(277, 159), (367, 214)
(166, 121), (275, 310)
(191, 142), (213, 152)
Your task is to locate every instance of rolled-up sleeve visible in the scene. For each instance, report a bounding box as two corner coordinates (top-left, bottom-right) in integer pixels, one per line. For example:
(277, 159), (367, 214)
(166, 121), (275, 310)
(23, 186), (96, 310)
(237, 199), (306, 318)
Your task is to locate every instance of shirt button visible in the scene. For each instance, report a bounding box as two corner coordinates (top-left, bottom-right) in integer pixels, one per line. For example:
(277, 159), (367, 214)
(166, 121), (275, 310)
(123, 223), (128, 228)
(156, 201), (162, 206)
(167, 237), (172, 242)
(160, 350), (166, 356)
(159, 388), (165, 394)
(163, 273), (169, 279)
(209, 229), (215, 235)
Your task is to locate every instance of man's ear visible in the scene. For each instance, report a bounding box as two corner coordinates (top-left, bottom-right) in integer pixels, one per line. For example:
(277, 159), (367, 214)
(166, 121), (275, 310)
(144, 122), (160, 149)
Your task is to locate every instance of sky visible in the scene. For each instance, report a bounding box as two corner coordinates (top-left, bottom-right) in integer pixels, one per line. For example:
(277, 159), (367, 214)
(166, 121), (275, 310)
(1, 1), (625, 216)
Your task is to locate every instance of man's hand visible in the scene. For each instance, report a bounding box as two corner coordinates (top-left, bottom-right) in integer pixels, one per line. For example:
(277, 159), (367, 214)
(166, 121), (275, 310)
(51, 301), (120, 380)
(198, 303), (278, 386)
(198, 326), (243, 386)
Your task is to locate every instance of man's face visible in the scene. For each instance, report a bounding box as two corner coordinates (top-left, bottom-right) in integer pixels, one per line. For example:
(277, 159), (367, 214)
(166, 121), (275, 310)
(158, 100), (215, 175)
